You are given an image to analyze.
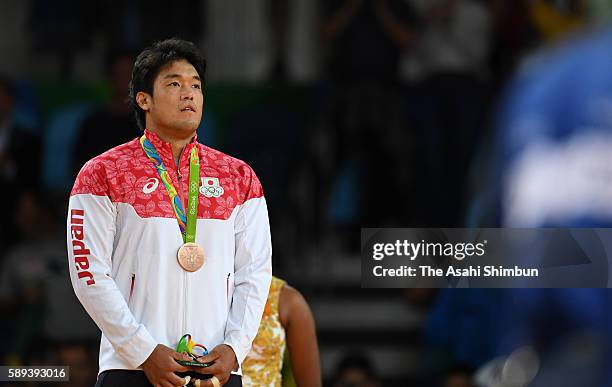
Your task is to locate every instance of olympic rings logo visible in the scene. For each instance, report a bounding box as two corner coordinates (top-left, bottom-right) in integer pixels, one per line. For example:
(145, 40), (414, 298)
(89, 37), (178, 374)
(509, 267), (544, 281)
(201, 186), (224, 197)
(199, 177), (224, 198)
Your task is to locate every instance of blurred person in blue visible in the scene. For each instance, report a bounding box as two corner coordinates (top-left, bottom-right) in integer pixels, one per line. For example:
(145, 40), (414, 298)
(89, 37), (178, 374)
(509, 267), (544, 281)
(478, 25), (612, 387)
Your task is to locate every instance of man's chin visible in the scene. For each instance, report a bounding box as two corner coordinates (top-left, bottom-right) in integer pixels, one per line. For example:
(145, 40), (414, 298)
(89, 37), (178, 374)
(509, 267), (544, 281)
(172, 122), (200, 135)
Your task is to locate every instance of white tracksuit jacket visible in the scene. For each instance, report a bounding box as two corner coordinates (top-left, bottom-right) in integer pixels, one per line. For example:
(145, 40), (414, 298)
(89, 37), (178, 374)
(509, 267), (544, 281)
(67, 130), (272, 375)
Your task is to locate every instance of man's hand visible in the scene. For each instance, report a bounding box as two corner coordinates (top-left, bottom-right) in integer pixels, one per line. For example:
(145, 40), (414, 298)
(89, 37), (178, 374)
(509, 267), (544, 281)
(140, 344), (191, 387)
(191, 344), (237, 386)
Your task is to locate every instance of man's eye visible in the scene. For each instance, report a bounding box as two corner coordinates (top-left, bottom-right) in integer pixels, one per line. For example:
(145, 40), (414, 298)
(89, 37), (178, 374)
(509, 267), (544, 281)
(192, 84), (201, 89)
(168, 82), (180, 87)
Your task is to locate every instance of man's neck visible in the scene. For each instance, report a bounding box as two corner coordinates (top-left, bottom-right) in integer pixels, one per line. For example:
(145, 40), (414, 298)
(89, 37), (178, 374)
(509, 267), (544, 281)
(148, 127), (196, 166)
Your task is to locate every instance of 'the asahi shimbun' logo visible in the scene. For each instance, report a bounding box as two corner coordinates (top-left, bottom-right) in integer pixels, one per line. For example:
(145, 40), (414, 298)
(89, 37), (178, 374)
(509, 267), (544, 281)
(71, 209), (95, 285)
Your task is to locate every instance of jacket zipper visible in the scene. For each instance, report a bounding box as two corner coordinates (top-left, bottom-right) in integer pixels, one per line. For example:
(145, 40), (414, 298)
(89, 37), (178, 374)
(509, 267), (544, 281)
(176, 148), (188, 335)
(226, 273), (230, 301)
(128, 274), (135, 305)
(183, 272), (188, 334)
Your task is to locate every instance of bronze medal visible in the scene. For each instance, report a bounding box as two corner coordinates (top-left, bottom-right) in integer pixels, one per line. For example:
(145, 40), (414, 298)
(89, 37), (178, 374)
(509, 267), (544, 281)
(177, 242), (205, 272)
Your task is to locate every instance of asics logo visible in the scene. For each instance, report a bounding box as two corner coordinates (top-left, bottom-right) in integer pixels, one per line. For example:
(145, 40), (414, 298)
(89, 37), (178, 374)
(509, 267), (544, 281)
(143, 178), (159, 194)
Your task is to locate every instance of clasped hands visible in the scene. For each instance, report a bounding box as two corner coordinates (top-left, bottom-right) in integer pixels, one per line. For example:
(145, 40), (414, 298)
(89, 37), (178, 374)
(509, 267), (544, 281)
(141, 343), (237, 387)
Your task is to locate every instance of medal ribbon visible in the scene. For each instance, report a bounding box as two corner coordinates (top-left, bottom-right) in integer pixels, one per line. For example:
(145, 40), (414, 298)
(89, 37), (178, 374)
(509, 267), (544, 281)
(140, 135), (199, 243)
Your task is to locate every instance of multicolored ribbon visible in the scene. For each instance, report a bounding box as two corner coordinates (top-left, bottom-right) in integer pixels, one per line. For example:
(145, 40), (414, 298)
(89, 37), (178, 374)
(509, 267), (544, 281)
(177, 334), (209, 358)
(140, 135), (200, 243)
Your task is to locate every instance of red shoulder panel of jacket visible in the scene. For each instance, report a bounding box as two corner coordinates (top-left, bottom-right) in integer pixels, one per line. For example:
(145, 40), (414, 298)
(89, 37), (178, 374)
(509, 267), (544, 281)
(71, 138), (264, 220)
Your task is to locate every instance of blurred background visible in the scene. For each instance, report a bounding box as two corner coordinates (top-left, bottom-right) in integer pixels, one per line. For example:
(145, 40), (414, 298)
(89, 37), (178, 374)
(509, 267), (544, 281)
(2, 0), (612, 386)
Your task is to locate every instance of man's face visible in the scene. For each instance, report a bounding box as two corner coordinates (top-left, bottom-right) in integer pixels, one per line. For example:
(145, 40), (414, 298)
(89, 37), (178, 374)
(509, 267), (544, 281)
(140, 59), (203, 135)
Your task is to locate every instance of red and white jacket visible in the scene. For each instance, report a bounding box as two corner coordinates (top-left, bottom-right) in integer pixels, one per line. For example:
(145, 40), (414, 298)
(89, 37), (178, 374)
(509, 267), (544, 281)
(67, 130), (272, 374)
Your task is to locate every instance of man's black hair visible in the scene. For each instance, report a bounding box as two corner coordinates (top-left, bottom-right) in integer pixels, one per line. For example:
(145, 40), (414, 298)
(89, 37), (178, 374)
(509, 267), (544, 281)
(128, 38), (206, 130)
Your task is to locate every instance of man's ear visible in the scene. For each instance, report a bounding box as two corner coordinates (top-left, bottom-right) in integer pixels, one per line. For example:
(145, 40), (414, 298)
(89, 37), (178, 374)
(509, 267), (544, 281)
(136, 92), (151, 111)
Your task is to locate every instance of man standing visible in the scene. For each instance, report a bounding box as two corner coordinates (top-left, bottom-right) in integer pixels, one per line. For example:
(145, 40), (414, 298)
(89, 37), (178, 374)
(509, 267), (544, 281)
(67, 39), (272, 387)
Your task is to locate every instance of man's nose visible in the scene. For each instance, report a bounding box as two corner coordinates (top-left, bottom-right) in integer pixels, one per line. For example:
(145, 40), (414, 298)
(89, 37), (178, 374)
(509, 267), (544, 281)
(181, 89), (194, 100)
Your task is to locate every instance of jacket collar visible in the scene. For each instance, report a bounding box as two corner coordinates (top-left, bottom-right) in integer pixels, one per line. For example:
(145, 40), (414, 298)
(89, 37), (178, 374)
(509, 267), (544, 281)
(143, 129), (199, 169)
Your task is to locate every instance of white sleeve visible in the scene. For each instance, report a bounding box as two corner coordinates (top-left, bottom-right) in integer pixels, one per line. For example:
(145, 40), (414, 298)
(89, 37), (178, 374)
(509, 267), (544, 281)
(67, 193), (158, 368)
(224, 196), (272, 365)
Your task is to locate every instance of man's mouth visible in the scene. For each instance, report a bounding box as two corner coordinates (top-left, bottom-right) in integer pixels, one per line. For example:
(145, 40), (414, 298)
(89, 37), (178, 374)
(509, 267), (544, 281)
(180, 106), (196, 112)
